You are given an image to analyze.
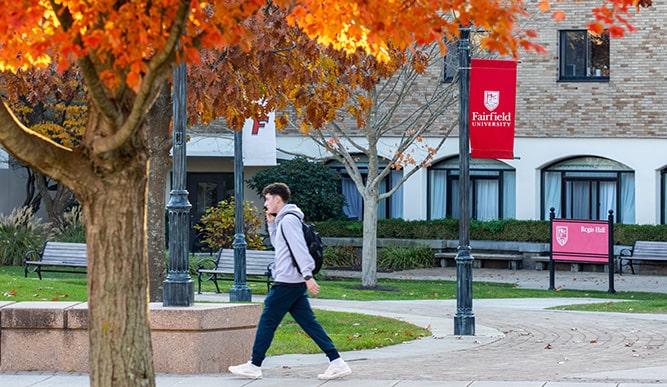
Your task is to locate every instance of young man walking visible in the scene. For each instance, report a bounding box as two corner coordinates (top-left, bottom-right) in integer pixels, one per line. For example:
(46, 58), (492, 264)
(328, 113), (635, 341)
(228, 182), (352, 380)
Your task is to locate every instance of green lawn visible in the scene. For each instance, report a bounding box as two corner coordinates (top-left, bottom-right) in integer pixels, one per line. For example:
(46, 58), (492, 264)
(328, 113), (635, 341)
(8, 265), (667, 307)
(2, 266), (87, 301)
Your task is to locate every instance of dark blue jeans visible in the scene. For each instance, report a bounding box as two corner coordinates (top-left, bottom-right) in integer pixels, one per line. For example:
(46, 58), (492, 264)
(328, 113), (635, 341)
(251, 283), (340, 366)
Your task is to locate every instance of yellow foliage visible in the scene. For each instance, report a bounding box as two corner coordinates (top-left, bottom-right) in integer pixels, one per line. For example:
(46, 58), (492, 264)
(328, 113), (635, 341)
(194, 198), (266, 251)
(21, 103), (86, 149)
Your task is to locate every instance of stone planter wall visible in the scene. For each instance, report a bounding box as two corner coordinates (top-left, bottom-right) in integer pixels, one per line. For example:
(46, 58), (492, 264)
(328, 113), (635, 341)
(0, 301), (261, 374)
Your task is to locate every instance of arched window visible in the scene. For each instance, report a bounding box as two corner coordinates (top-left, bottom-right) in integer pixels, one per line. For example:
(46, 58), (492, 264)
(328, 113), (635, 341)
(542, 156), (634, 223)
(427, 157), (516, 221)
(326, 158), (403, 220)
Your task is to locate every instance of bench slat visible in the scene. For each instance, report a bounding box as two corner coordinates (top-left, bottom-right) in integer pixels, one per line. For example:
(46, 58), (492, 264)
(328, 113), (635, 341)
(34, 253), (87, 260)
(24, 242), (88, 279)
(25, 261), (87, 267)
(196, 249), (275, 293)
(619, 241), (667, 274)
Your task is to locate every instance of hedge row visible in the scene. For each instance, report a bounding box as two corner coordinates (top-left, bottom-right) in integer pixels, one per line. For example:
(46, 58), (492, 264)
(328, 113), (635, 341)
(314, 218), (667, 246)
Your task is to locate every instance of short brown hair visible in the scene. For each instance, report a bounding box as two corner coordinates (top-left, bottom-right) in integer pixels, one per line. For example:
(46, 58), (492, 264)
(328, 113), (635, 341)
(262, 182), (291, 203)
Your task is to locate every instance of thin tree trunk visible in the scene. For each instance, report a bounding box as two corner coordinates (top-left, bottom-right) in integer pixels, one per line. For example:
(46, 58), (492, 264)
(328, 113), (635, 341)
(21, 167), (41, 213)
(361, 192), (379, 287)
(35, 172), (76, 228)
(82, 166), (155, 387)
(146, 83), (172, 302)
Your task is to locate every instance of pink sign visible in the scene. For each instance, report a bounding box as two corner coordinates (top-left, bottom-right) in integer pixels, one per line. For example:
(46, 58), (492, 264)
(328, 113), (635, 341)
(551, 219), (609, 262)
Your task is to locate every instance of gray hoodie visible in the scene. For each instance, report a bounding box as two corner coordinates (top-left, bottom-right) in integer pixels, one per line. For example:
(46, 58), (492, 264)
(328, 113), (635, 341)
(268, 203), (314, 283)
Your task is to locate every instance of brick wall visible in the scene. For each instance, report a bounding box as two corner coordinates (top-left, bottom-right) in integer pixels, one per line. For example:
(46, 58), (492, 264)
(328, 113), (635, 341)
(516, 1), (666, 138)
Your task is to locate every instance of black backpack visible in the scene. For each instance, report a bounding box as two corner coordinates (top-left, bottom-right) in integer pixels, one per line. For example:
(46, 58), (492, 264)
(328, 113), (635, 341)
(281, 214), (324, 276)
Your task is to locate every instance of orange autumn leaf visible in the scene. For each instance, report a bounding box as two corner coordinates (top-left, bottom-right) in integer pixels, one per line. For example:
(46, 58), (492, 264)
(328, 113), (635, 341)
(608, 25), (628, 37)
(538, 0), (551, 12)
(588, 22), (605, 34)
(553, 10), (567, 21)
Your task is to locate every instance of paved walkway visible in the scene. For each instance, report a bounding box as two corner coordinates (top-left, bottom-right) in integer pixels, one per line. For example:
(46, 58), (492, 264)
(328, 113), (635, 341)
(2, 268), (666, 386)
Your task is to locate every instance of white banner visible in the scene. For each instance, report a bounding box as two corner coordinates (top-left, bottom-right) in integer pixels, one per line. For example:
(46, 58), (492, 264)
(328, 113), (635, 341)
(242, 112), (277, 166)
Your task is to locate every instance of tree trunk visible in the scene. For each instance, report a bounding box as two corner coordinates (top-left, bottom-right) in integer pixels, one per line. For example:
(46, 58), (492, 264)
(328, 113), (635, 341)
(361, 191), (379, 288)
(81, 164), (155, 387)
(36, 172), (76, 228)
(146, 83), (172, 302)
(21, 167), (41, 213)
(146, 150), (169, 302)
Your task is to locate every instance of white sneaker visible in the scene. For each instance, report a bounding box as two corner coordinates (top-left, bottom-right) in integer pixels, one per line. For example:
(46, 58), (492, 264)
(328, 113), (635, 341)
(228, 361), (262, 379)
(317, 361), (352, 380)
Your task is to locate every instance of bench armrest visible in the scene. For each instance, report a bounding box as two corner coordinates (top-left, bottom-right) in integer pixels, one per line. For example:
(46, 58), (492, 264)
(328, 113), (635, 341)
(619, 248), (632, 257)
(24, 249), (41, 262)
(196, 257), (218, 271)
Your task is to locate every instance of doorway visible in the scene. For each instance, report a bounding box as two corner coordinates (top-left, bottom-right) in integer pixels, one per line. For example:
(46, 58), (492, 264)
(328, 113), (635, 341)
(186, 172), (233, 252)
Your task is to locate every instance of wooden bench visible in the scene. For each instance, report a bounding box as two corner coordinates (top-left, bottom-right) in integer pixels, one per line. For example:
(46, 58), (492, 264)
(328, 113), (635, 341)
(618, 241), (667, 274)
(433, 252), (524, 270)
(24, 242), (87, 279)
(197, 249), (274, 294)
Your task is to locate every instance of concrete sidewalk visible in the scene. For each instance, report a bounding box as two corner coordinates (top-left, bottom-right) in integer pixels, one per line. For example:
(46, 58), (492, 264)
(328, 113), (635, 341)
(2, 268), (666, 386)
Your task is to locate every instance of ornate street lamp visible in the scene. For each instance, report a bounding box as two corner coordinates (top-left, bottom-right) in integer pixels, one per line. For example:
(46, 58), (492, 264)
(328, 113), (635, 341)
(454, 25), (475, 335)
(163, 63), (195, 306)
(230, 129), (252, 302)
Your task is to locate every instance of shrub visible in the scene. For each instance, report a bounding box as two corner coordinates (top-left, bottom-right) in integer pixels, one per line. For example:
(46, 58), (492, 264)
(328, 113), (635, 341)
(313, 220), (363, 238)
(247, 157), (346, 221)
(315, 218), (553, 242)
(613, 223), (667, 245)
(378, 246), (434, 271)
(54, 206), (86, 243)
(314, 218), (667, 246)
(323, 245), (359, 269)
(195, 198), (265, 251)
(0, 207), (51, 266)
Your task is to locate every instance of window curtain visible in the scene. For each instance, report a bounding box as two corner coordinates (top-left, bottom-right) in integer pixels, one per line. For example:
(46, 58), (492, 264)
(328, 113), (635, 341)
(377, 171), (403, 219)
(476, 179), (498, 220)
(567, 181), (590, 219)
(391, 170), (403, 218)
(342, 178), (362, 220)
(449, 178), (473, 220)
(543, 172), (561, 218)
(450, 179), (460, 219)
(378, 179), (387, 220)
(503, 171), (516, 218)
(598, 181), (616, 220)
(620, 173), (635, 224)
(429, 170), (447, 219)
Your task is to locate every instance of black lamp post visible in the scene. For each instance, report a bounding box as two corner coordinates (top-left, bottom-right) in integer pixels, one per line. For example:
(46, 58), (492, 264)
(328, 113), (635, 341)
(229, 128), (252, 302)
(454, 25), (475, 335)
(163, 62), (195, 306)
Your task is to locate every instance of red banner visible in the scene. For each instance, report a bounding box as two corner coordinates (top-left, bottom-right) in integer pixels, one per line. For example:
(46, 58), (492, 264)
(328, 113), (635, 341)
(469, 59), (517, 159)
